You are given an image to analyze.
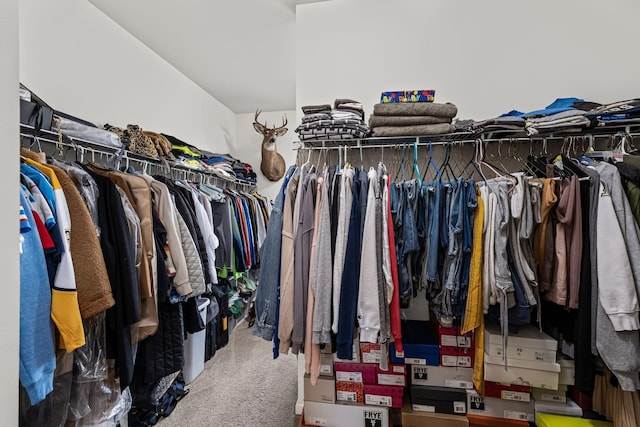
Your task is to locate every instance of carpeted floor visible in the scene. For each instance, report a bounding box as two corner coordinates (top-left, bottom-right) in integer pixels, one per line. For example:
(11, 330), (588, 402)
(159, 321), (299, 427)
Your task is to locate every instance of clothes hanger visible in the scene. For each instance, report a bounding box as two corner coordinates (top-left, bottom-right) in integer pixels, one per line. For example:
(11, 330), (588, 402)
(438, 142), (457, 181)
(512, 138), (539, 178)
(460, 138), (488, 183)
(477, 140), (509, 181)
(28, 135), (44, 154)
(422, 140), (442, 183)
(76, 146), (85, 164)
(410, 141), (422, 187)
(395, 143), (406, 182)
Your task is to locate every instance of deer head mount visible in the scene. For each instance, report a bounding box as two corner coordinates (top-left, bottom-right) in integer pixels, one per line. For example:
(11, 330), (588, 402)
(253, 109), (288, 181)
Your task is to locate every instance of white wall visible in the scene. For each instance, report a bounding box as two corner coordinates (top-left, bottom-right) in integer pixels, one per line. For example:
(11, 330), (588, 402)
(235, 110), (298, 201)
(297, 0), (640, 121)
(0, 0), (20, 423)
(19, 0), (237, 154)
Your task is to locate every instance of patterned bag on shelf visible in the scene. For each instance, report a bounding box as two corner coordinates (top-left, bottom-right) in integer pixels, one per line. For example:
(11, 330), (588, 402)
(103, 124), (159, 158)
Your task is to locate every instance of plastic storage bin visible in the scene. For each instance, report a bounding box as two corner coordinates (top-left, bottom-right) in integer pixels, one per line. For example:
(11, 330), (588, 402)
(183, 297), (210, 384)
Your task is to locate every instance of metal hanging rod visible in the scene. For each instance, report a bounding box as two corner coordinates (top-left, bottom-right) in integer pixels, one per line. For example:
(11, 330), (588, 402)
(20, 123), (256, 190)
(296, 130), (640, 151)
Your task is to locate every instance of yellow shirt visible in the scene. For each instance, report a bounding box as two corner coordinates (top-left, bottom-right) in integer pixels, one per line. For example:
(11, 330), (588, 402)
(461, 187), (484, 394)
(24, 158), (85, 352)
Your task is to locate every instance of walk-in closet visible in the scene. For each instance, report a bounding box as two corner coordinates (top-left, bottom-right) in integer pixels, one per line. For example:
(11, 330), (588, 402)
(4, 1), (640, 426)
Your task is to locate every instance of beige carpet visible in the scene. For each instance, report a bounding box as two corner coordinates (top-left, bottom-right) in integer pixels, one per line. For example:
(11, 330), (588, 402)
(158, 322), (299, 427)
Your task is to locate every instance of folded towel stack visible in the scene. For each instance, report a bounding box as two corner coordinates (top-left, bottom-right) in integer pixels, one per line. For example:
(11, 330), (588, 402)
(369, 102), (458, 137)
(296, 99), (370, 141)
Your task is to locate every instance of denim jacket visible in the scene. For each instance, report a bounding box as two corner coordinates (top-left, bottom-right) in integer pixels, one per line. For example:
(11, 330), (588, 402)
(253, 166), (297, 341)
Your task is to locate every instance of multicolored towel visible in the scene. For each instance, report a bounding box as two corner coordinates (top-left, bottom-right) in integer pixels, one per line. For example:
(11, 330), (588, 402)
(381, 90), (435, 103)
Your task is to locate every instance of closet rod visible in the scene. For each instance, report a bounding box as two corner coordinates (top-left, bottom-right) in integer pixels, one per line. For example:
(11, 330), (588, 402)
(20, 124), (257, 190)
(297, 131), (640, 150)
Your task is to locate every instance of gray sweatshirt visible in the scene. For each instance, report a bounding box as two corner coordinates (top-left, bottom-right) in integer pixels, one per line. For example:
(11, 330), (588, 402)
(595, 162), (640, 299)
(312, 170), (333, 345)
(358, 168), (381, 343)
(592, 162), (640, 391)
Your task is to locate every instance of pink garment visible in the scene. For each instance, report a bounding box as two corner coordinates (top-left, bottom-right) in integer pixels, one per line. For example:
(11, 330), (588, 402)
(387, 178), (403, 353)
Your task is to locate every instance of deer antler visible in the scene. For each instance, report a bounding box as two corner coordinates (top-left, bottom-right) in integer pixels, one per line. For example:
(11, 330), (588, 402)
(254, 109), (268, 129)
(274, 115), (288, 130)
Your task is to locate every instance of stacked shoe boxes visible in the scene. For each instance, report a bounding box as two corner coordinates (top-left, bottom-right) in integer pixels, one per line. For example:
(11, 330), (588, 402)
(436, 324), (475, 368)
(304, 347), (336, 405)
(391, 320), (468, 425)
(303, 342), (392, 426)
(466, 323), (558, 423)
(533, 357), (583, 420)
(335, 342), (408, 410)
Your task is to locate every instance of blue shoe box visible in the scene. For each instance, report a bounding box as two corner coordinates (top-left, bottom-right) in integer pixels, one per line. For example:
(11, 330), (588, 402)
(390, 320), (440, 365)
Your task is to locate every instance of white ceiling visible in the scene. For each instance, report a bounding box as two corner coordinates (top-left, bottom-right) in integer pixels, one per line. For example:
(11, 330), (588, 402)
(89, 0), (318, 114)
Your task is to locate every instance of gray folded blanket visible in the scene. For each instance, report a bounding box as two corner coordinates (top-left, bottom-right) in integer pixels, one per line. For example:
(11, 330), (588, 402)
(369, 114), (451, 127)
(371, 123), (454, 137)
(302, 104), (332, 115)
(373, 102), (458, 118)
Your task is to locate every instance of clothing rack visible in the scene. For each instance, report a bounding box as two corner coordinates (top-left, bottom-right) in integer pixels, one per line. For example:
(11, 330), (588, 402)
(20, 124), (257, 191)
(295, 130), (640, 151)
(293, 131), (631, 185)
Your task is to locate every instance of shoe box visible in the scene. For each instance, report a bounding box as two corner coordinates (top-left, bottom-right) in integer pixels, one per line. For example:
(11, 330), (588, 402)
(401, 399), (468, 427)
(410, 385), (468, 415)
(303, 401), (389, 427)
(409, 364), (473, 390)
(466, 390), (535, 423)
(389, 321), (440, 366)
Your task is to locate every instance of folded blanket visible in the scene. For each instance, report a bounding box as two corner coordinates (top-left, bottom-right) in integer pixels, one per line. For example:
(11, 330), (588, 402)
(296, 118), (369, 133)
(373, 102), (458, 118)
(334, 98), (363, 110)
(369, 114), (451, 127)
(335, 107), (364, 120)
(302, 112), (332, 123)
(371, 123), (454, 137)
(299, 127), (368, 140)
(57, 117), (122, 148)
(331, 110), (363, 121)
(302, 104), (332, 115)
(526, 114), (591, 136)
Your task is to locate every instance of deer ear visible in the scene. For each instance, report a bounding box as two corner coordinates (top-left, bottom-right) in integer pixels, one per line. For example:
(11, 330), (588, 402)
(275, 127), (288, 137)
(253, 122), (266, 134)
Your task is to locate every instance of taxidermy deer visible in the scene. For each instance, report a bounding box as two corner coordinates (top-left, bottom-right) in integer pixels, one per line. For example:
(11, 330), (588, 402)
(253, 110), (288, 181)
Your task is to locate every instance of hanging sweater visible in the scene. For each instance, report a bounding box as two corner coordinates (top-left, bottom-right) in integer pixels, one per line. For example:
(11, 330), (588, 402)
(595, 162), (640, 301)
(312, 173), (333, 345)
(140, 175), (192, 296)
(23, 157), (85, 352)
(332, 167), (354, 334)
(307, 175), (324, 383)
(278, 174), (299, 353)
(336, 175), (364, 359)
(292, 173), (317, 354)
(19, 190), (56, 405)
(358, 168), (380, 343)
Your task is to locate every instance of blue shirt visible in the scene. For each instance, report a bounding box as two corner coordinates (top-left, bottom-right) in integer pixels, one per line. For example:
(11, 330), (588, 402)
(19, 189), (56, 404)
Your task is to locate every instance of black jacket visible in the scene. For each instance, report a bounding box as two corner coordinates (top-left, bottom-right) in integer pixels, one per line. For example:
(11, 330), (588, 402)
(84, 167), (140, 390)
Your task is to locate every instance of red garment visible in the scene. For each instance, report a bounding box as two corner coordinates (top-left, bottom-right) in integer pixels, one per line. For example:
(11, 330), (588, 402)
(32, 210), (55, 251)
(387, 178), (402, 353)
